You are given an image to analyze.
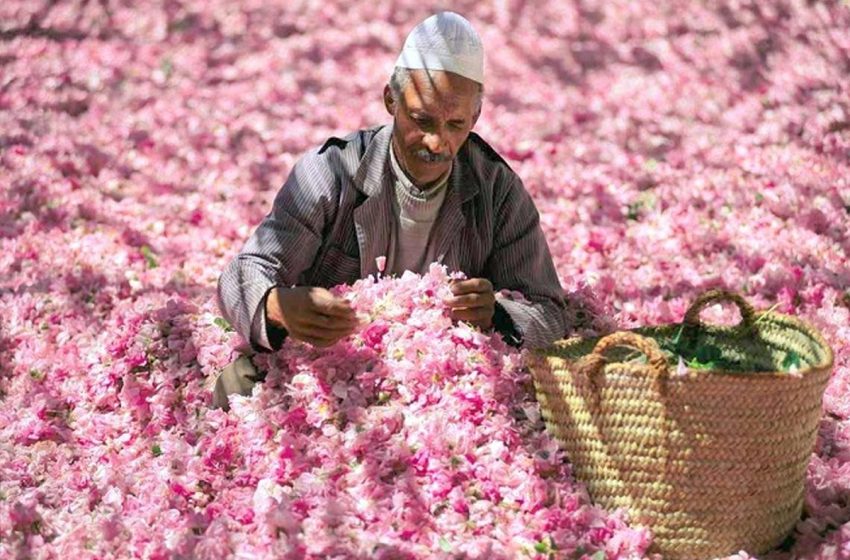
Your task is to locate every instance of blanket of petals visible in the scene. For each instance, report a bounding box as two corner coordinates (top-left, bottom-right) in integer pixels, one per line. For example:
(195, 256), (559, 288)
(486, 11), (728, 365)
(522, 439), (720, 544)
(1, 1), (849, 558)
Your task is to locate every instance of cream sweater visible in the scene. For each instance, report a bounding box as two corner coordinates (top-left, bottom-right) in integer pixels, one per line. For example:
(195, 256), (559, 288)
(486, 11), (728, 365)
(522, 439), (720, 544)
(386, 145), (450, 275)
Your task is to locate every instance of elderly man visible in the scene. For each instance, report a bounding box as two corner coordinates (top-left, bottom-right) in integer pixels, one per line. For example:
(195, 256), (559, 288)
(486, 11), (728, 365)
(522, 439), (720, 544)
(212, 12), (567, 410)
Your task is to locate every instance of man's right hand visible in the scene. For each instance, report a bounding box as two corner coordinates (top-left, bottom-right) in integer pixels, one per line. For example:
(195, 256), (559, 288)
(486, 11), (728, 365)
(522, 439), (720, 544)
(266, 286), (360, 348)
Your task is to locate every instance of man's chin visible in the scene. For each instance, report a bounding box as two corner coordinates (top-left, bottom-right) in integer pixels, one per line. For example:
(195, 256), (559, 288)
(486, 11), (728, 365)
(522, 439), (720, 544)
(409, 162), (449, 185)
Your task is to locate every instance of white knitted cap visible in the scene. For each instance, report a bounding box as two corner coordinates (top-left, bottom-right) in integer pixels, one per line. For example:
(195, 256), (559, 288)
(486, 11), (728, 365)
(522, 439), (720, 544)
(395, 12), (484, 85)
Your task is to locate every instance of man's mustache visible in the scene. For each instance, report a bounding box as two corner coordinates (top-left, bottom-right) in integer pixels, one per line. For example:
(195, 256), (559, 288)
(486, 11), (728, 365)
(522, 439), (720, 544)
(413, 149), (451, 163)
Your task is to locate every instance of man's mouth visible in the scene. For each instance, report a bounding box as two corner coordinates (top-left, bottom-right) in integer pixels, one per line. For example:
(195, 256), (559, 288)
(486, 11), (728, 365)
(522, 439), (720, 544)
(413, 149), (451, 164)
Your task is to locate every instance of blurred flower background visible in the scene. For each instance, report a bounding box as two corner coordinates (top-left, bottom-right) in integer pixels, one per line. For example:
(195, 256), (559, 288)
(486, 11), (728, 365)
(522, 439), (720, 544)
(1, 0), (848, 558)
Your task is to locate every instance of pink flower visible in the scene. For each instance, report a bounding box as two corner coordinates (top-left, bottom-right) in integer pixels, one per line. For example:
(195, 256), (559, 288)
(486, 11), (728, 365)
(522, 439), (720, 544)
(361, 321), (390, 349)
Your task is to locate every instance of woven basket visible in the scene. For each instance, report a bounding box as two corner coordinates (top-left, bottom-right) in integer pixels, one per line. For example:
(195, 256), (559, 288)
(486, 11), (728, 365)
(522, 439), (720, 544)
(530, 290), (834, 559)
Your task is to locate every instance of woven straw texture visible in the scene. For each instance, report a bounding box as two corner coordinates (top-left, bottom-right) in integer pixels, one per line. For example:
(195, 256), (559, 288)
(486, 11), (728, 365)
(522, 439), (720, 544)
(530, 290), (834, 559)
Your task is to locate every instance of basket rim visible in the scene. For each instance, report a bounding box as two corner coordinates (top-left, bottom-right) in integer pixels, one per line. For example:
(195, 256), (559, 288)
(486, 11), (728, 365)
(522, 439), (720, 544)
(536, 309), (835, 379)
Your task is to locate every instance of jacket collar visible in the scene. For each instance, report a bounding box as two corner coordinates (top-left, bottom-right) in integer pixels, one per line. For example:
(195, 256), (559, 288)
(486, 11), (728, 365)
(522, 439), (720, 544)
(353, 125), (392, 197)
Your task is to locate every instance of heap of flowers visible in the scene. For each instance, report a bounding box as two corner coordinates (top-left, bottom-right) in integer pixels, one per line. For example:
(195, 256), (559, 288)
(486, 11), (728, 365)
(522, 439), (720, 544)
(0, 264), (651, 558)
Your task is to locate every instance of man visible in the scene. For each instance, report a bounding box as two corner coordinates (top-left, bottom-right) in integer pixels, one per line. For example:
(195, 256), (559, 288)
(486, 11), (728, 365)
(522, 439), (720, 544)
(212, 12), (567, 410)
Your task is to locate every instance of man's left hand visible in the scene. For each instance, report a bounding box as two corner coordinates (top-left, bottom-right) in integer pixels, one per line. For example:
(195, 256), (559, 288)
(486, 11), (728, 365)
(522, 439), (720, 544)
(447, 278), (495, 330)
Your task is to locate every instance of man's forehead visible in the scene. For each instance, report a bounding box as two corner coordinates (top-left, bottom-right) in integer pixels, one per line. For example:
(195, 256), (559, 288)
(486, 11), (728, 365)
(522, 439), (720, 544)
(402, 70), (478, 109)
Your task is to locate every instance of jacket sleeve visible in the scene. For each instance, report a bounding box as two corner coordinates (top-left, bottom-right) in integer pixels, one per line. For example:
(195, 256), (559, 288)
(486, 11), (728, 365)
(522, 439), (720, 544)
(485, 175), (567, 350)
(216, 150), (338, 351)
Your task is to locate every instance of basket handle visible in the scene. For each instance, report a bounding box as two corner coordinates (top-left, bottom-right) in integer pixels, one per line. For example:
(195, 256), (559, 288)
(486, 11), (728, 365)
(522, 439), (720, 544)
(578, 331), (668, 378)
(683, 289), (755, 329)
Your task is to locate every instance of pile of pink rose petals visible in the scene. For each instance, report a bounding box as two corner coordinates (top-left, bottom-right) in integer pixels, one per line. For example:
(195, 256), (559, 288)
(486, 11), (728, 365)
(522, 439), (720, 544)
(1, 0), (848, 558)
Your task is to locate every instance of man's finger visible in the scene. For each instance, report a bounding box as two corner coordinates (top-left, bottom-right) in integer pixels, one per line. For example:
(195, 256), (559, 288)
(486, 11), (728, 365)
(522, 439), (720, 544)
(310, 293), (357, 318)
(295, 318), (357, 338)
(450, 307), (493, 324)
(293, 326), (349, 347)
(447, 292), (495, 309)
(288, 329), (324, 345)
(302, 311), (359, 330)
(290, 324), (337, 343)
(450, 278), (493, 296)
(321, 300), (356, 319)
(299, 335), (336, 348)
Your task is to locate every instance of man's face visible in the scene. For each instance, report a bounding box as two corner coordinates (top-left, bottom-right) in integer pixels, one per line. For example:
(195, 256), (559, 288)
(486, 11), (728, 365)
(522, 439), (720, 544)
(384, 69), (480, 186)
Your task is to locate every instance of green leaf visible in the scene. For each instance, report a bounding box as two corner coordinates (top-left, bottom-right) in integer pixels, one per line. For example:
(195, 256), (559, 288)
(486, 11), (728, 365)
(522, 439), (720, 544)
(782, 351), (802, 372)
(160, 57), (174, 78)
(672, 324), (685, 345)
(687, 358), (717, 370)
(534, 540), (549, 553)
(213, 317), (233, 332)
(629, 353), (648, 365)
(694, 343), (722, 364)
(591, 552), (606, 560)
(626, 201), (642, 221)
(151, 444), (162, 457)
(660, 325), (687, 356)
(438, 536), (452, 552)
(140, 245), (158, 269)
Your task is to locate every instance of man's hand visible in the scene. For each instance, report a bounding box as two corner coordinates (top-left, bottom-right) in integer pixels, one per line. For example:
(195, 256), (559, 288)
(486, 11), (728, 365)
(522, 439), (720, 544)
(447, 278), (496, 330)
(266, 286), (360, 347)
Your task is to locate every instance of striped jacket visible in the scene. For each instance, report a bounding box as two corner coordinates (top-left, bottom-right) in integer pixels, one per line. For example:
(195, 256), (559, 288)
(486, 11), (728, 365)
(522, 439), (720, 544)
(217, 124), (567, 350)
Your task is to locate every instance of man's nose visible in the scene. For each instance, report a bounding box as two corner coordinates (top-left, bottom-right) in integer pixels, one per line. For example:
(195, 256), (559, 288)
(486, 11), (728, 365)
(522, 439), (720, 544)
(422, 130), (448, 155)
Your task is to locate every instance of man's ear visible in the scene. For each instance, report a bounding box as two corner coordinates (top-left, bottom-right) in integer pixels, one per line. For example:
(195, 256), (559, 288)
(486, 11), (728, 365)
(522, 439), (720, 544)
(383, 84), (396, 116)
